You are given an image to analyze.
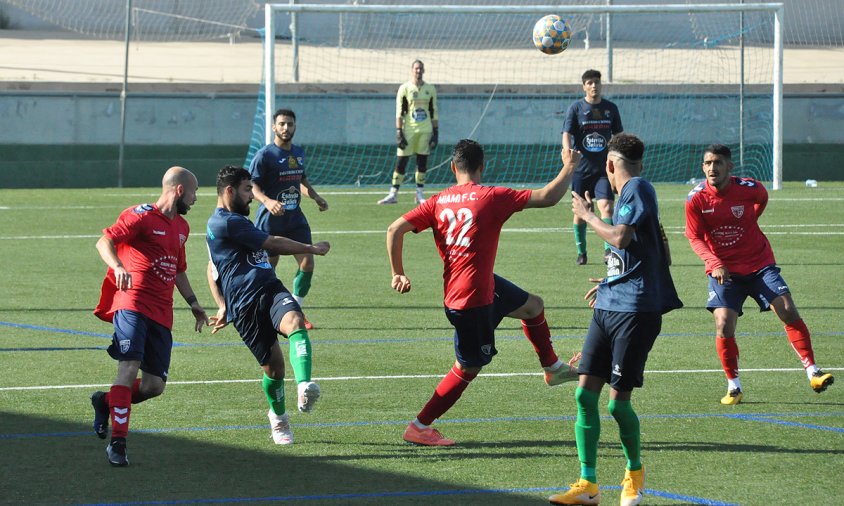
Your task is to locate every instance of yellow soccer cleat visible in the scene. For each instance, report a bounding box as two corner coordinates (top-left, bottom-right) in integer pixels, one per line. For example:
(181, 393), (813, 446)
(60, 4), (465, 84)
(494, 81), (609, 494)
(548, 479), (600, 505)
(810, 370), (834, 393)
(720, 388), (743, 405)
(620, 466), (645, 506)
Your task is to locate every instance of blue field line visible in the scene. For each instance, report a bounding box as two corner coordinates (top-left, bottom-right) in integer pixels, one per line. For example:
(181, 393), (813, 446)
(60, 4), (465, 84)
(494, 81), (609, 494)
(78, 486), (738, 506)
(3, 318), (844, 352)
(5, 412), (843, 441)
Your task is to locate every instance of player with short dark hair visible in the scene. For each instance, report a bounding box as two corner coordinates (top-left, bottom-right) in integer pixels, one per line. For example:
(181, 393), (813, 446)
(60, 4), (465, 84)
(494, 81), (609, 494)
(91, 166), (208, 467)
(550, 133), (682, 506)
(386, 139), (581, 447)
(562, 68), (624, 265)
(206, 165), (330, 445)
(249, 108), (328, 330)
(685, 144), (833, 405)
(378, 59), (438, 205)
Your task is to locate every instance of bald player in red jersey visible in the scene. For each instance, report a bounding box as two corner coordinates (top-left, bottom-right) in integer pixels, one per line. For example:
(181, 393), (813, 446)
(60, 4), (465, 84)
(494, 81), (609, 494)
(92, 166), (209, 466)
(685, 144), (833, 405)
(386, 139), (581, 446)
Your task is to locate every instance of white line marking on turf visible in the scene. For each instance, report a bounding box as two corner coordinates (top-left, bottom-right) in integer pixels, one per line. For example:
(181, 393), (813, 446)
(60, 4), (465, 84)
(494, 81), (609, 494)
(1, 367), (839, 392)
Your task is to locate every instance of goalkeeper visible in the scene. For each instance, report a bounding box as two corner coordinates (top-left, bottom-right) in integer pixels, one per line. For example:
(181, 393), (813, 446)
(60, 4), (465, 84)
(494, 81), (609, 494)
(378, 59), (438, 206)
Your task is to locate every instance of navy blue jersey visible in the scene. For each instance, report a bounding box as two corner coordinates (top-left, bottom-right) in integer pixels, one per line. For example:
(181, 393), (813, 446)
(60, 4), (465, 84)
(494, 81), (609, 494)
(206, 207), (278, 321)
(562, 98), (623, 177)
(249, 143), (308, 233)
(595, 178), (682, 314)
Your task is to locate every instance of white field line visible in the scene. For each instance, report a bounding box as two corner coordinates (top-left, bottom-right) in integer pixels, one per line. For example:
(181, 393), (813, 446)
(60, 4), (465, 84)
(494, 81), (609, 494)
(3, 224), (844, 240)
(1, 367), (840, 392)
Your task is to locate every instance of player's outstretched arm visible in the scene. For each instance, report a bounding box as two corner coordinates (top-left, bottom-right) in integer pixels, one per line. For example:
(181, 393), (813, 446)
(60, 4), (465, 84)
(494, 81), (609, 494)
(386, 216), (414, 293)
(263, 236), (330, 257)
(525, 148), (580, 208)
(206, 261), (229, 334)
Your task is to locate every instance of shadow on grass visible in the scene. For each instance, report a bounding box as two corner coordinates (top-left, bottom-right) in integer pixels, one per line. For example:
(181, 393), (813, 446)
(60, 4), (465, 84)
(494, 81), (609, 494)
(0, 412), (548, 505)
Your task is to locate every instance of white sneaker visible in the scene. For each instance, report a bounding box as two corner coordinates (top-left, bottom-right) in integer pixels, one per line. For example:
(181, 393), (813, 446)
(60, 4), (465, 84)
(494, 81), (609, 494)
(415, 190), (426, 205)
(297, 381), (321, 413)
(377, 193), (398, 205)
(268, 410), (293, 445)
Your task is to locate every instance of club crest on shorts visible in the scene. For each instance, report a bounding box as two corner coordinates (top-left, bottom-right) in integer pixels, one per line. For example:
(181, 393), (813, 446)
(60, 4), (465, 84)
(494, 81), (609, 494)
(481, 344), (493, 355)
(731, 205), (745, 218)
(119, 339), (131, 354)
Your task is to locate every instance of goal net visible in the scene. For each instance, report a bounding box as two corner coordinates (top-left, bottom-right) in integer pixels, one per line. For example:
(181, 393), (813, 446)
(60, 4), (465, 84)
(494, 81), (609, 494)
(251, 1), (782, 189)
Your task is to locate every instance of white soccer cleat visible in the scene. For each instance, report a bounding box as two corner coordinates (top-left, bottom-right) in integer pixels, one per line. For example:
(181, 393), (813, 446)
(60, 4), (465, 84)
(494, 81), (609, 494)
(268, 410), (293, 445)
(415, 190), (426, 205)
(377, 193), (398, 205)
(297, 381), (321, 413)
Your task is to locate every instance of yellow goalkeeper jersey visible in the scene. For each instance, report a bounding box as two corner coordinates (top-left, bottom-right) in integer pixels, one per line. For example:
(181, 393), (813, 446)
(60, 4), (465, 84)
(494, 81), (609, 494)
(396, 81), (437, 133)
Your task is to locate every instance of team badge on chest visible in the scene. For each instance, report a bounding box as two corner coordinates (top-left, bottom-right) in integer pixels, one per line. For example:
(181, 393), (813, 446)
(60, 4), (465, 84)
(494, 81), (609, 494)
(731, 205), (745, 219)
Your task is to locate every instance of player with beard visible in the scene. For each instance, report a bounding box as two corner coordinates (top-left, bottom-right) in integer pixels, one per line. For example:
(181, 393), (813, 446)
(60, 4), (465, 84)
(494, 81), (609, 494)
(685, 144), (833, 405)
(249, 108), (328, 331)
(206, 165), (330, 445)
(91, 166), (209, 466)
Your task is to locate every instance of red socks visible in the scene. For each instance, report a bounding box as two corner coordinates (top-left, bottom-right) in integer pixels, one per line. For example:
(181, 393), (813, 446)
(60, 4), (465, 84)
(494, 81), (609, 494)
(521, 311), (559, 368)
(416, 365), (478, 426)
(104, 379), (144, 405)
(716, 336), (740, 379)
(785, 319), (815, 368)
(108, 384), (132, 439)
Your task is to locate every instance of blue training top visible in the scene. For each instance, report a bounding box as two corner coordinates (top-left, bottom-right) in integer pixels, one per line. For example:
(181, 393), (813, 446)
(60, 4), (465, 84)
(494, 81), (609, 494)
(206, 207), (278, 321)
(562, 98), (623, 178)
(595, 177), (683, 314)
(249, 143), (309, 234)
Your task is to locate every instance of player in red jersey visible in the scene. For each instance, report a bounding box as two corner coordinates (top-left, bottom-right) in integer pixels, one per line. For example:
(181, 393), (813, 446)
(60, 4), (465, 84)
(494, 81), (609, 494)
(91, 166), (209, 466)
(386, 139), (581, 446)
(685, 144), (833, 405)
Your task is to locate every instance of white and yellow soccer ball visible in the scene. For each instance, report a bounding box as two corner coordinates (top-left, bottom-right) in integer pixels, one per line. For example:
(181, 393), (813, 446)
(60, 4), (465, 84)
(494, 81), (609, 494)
(532, 14), (571, 55)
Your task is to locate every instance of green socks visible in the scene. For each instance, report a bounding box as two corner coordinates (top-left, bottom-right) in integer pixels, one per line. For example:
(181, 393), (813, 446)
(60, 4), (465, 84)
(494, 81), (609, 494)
(262, 373), (285, 415)
(601, 217), (613, 252)
(608, 398), (642, 471)
(575, 387), (601, 482)
(574, 222), (588, 255)
(293, 269), (313, 298)
(288, 329), (312, 383)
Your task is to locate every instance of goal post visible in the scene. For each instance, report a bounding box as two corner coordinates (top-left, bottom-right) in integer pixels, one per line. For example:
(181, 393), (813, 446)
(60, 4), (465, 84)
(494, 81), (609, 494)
(255, 2), (783, 189)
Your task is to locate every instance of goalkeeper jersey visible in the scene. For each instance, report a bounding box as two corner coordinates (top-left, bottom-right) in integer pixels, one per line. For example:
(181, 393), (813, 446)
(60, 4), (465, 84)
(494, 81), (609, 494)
(396, 81), (437, 133)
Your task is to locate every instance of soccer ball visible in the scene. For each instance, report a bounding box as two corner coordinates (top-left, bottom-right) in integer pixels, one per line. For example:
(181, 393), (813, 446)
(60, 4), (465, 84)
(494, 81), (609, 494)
(532, 14), (571, 55)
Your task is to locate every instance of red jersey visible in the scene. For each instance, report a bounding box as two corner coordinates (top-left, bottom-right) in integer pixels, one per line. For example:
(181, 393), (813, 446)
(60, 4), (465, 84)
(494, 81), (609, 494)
(403, 183), (531, 309)
(685, 176), (775, 276)
(94, 204), (189, 329)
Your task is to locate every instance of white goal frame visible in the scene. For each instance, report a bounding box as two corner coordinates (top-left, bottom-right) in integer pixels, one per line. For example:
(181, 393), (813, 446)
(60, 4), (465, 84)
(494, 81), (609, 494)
(264, 3), (784, 189)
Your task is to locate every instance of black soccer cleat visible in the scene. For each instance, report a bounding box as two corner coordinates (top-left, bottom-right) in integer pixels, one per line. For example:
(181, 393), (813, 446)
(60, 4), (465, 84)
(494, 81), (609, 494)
(106, 437), (129, 467)
(91, 391), (109, 439)
(576, 253), (588, 266)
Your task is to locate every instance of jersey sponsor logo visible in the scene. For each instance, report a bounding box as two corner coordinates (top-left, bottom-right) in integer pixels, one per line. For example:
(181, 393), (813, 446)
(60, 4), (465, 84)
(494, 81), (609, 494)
(710, 225), (744, 247)
(277, 185), (301, 211)
(247, 250), (272, 269)
(582, 132), (607, 153)
(152, 255), (179, 282)
(152, 230), (166, 235)
(731, 205), (745, 218)
(412, 107), (428, 122)
(618, 204), (632, 217)
(133, 203), (153, 213)
(606, 250), (624, 278)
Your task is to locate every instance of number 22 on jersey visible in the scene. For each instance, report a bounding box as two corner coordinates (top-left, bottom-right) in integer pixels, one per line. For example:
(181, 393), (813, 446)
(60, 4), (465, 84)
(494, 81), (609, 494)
(439, 207), (473, 247)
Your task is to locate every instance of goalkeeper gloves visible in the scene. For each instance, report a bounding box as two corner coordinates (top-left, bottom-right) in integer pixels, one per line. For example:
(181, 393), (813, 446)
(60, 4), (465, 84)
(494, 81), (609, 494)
(429, 127), (438, 149)
(396, 128), (408, 149)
